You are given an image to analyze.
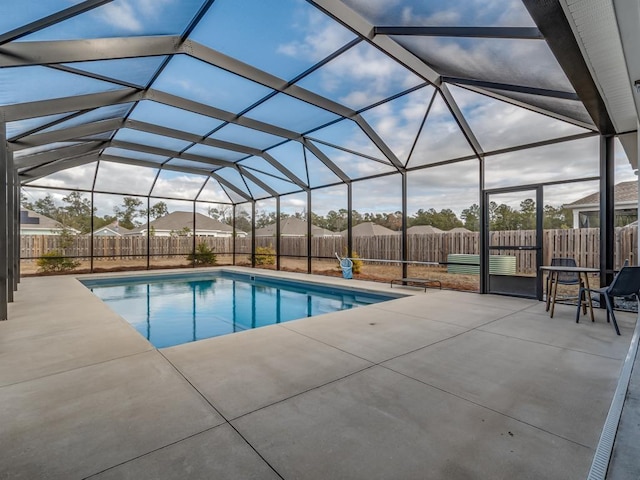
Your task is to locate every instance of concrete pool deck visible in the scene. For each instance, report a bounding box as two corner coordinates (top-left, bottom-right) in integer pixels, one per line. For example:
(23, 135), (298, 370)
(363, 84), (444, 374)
(0, 267), (637, 479)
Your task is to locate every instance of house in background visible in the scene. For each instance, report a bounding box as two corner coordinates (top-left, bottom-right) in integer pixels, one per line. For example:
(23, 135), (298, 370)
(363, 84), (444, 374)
(125, 211), (246, 237)
(93, 221), (131, 237)
(565, 181), (638, 228)
(341, 222), (398, 237)
(20, 209), (80, 236)
(407, 225), (443, 234)
(253, 217), (338, 237)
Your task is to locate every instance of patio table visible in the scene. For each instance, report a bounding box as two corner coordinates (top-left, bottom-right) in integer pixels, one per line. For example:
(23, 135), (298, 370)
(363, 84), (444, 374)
(540, 265), (599, 320)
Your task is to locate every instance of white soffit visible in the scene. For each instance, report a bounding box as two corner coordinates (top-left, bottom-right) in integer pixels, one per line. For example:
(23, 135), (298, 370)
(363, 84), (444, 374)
(561, 0), (637, 134)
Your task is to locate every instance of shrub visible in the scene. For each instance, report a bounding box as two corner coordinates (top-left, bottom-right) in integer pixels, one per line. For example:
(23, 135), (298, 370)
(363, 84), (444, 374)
(341, 249), (363, 274)
(253, 245), (276, 266)
(36, 250), (81, 273)
(187, 242), (217, 266)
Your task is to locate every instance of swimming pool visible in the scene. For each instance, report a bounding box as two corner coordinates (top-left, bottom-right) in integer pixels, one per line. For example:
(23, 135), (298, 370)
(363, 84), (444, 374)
(82, 271), (402, 348)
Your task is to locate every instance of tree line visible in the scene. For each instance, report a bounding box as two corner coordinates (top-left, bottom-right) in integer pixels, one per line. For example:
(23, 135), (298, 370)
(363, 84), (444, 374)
(23, 193), (574, 235)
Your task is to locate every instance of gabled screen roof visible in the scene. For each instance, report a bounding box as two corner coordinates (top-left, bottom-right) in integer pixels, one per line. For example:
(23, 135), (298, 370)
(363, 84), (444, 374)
(2, 0), (608, 204)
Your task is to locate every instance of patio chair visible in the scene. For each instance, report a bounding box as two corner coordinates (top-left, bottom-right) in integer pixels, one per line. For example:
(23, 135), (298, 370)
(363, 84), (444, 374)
(546, 257), (582, 313)
(576, 265), (640, 335)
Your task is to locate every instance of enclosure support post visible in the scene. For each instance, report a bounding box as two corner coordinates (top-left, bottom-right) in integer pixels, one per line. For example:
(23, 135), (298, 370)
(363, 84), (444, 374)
(276, 196), (281, 271)
(536, 187), (544, 300)
(13, 168), (20, 287)
(347, 182), (353, 259)
(0, 121), (8, 320)
(307, 190), (312, 274)
(401, 171), (408, 279)
(146, 196), (150, 270)
(7, 152), (14, 303)
(251, 201), (256, 268)
(479, 155), (487, 294)
(599, 135), (614, 287)
(232, 204), (236, 266)
(192, 201), (196, 267)
(90, 190), (94, 272)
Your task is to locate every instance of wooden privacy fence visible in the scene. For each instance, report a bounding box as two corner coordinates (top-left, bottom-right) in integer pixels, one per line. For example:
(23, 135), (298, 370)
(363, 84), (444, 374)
(20, 225), (637, 274)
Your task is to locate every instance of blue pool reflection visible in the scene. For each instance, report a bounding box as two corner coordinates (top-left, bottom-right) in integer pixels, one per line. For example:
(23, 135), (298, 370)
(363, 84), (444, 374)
(86, 273), (398, 348)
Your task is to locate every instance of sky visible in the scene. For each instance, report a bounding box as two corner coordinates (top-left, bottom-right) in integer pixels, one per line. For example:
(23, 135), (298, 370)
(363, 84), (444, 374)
(8, 0), (638, 221)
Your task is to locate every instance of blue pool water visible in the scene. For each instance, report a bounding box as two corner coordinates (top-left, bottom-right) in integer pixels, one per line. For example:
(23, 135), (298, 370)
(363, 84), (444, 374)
(82, 272), (401, 348)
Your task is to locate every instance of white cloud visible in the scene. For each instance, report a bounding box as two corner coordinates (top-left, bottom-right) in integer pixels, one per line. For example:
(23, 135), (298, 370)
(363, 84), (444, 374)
(93, 0), (175, 33)
(277, 8), (354, 62)
(152, 172), (208, 199)
(98, 2), (143, 33)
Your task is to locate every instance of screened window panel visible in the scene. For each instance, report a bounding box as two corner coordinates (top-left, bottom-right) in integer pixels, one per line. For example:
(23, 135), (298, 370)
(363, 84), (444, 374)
(307, 119), (390, 163)
(407, 160), (480, 231)
(209, 124), (284, 151)
(94, 161), (157, 196)
(245, 93), (340, 133)
(28, 162), (98, 190)
(184, 144), (247, 162)
(280, 192), (308, 259)
(304, 148), (343, 187)
(266, 142), (309, 186)
(151, 170), (209, 200)
(102, 147), (169, 164)
(190, 0), (356, 80)
(21, 0), (207, 41)
(238, 156), (293, 183)
(198, 178), (232, 203)
(235, 203), (253, 255)
(310, 142), (397, 180)
(113, 128), (192, 153)
(129, 101), (224, 136)
(165, 158), (216, 173)
(7, 112), (79, 140)
(352, 175), (402, 227)
(448, 85), (590, 153)
(544, 181), (599, 229)
(408, 94), (476, 167)
(484, 136), (600, 189)
(243, 169), (300, 195)
(254, 198), (277, 245)
(21, 188), (93, 241)
(361, 85), (435, 165)
(480, 87), (595, 128)
(0, 66), (123, 106)
(341, 0), (535, 27)
(62, 56), (167, 88)
(0, 1), (85, 35)
(154, 56), (274, 114)
(295, 42), (425, 110)
(242, 177), (272, 200)
(93, 193), (146, 236)
(14, 142), (81, 159)
(311, 185), (347, 235)
(222, 185), (251, 204)
(79, 132), (114, 142)
(614, 138), (637, 185)
(392, 36), (574, 94)
(38, 104), (134, 134)
(213, 168), (252, 197)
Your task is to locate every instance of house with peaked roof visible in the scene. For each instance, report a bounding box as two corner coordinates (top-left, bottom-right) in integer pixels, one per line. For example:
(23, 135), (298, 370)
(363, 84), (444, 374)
(93, 221), (132, 237)
(341, 222), (399, 237)
(125, 211), (246, 237)
(565, 181), (638, 228)
(253, 217), (338, 237)
(407, 225), (443, 234)
(20, 209), (80, 236)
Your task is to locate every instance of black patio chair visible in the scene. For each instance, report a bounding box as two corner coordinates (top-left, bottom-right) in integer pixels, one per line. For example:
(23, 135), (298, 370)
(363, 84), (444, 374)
(546, 257), (582, 314)
(576, 265), (640, 335)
